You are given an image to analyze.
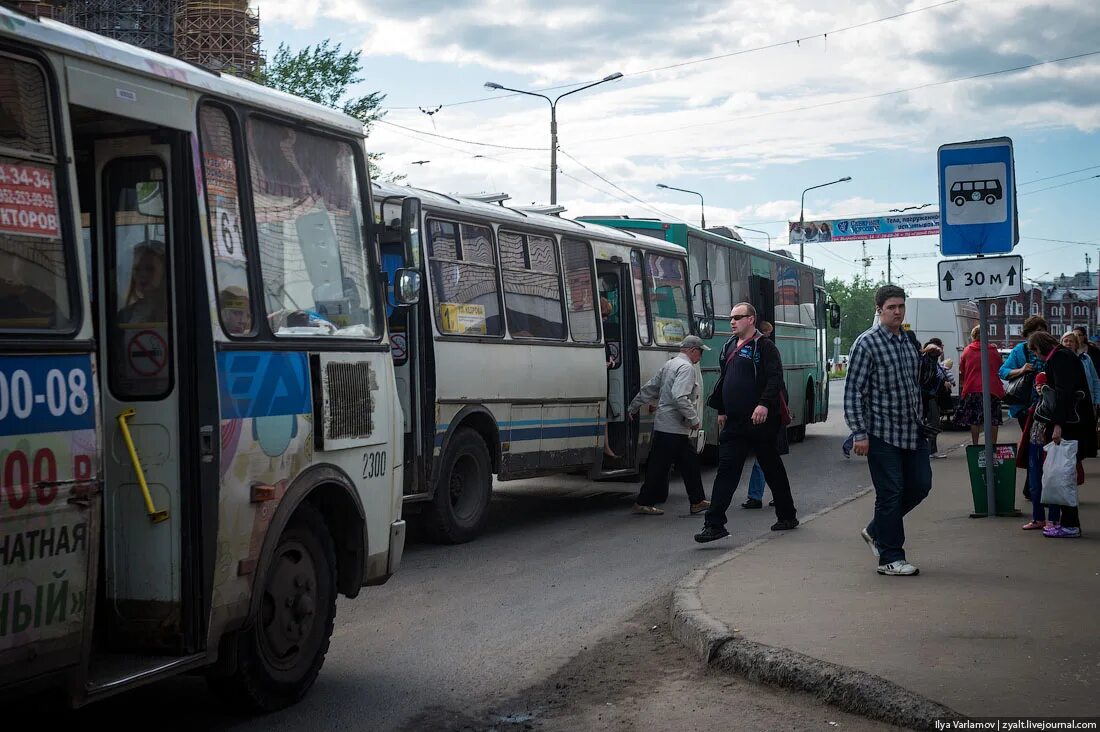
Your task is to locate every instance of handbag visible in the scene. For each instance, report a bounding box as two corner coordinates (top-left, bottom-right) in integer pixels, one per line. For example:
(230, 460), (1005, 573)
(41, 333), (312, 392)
(1034, 386), (1085, 424)
(1002, 371), (1035, 407)
(778, 391), (792, 426)
(1041, 439), (1079, 507)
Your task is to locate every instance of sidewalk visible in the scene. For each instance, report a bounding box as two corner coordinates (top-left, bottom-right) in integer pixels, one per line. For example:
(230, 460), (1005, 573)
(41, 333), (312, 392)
(671, 428), (1100, 728)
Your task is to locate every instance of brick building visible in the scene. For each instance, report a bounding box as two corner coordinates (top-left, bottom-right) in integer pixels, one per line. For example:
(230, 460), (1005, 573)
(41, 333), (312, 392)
(985, 271), (1098, 349)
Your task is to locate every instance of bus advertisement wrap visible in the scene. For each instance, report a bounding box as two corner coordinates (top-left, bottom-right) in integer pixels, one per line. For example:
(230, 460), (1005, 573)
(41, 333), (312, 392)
(789, 212), (941, 243)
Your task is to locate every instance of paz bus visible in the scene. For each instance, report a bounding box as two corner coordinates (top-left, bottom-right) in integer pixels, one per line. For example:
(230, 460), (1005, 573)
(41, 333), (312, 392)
(373, 185), (711, 543)
(577, 217), (838, 451)
(0, 7), (418, 709)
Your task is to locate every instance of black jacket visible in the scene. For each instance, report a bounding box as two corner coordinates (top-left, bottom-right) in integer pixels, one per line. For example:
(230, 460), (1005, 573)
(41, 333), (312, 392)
(1042, 346), (1098, 459)
(707, 333), (784, 415)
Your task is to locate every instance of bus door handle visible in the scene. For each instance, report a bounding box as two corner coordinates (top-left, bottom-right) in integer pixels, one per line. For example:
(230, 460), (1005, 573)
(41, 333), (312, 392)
(199, 424), (215, 463)
(116, 408), (170, 524)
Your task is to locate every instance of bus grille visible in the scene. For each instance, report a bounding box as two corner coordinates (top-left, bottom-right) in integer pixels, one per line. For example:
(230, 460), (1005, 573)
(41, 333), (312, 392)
(324, 361), (373, 440)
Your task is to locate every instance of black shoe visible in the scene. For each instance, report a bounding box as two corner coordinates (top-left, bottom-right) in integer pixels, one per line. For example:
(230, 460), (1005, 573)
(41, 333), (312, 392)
(694, 525), (730, 543)
(771, 519), (799, 531)
(768, 499), (775, 507)
(741, 498), (763, 509)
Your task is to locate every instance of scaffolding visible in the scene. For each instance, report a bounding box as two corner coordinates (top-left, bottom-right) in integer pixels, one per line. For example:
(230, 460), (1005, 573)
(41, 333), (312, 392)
(11, 1), (62, 19)
(174, 0), (260, 77)
(61, 0), (178, 56)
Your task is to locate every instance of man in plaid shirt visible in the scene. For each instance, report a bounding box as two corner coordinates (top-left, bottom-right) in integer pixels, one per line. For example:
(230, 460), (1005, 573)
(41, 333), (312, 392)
(844, 285), (932, 577)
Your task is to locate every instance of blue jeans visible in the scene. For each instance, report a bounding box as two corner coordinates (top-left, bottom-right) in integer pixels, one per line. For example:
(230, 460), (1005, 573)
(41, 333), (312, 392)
(747, 460), (766, 501)
(865, 434), (932, 565)
(1027, 442), (1061, 523)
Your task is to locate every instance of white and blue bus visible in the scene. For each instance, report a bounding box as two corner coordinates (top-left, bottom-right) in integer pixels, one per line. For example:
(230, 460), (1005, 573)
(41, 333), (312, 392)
(374, 185), (710, 542)
(0, 7), (416, 709)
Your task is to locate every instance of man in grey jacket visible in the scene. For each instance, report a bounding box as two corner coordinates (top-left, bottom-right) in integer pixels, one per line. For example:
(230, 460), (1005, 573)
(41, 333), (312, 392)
(627, 336), (710, 515)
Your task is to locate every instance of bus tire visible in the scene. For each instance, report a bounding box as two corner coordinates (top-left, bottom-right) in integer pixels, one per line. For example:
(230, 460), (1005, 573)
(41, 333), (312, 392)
(789, 390), (813, 444)
(207, 502), (337, 711)
(424, 427), (492, 544)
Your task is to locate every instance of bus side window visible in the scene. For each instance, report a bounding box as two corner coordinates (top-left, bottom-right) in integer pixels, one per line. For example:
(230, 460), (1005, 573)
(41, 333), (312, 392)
(427, 218), (503, 336)
(630, 250), (651, 345)
(561, 239), (599, 343)
(199, 104), (255, 337)
(0, 55), (76, 333)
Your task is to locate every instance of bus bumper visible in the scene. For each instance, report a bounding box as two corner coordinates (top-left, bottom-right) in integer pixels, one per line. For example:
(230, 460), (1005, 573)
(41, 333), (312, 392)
(366, 519), (405, 586)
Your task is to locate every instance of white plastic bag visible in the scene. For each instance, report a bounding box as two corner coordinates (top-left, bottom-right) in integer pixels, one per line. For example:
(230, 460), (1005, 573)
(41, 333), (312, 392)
(1041, 439), (1079, 507)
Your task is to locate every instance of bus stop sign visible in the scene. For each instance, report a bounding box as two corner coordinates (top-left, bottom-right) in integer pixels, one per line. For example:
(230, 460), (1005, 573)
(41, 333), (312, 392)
(937, 137), (1018, 256)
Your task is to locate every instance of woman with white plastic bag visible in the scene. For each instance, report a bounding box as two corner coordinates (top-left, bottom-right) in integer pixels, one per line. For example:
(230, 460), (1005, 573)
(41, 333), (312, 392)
(1026, 332), (1094, 538)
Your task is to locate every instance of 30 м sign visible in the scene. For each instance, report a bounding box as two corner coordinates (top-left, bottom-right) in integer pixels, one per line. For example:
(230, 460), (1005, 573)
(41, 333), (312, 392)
(938, 255), (1023, 302)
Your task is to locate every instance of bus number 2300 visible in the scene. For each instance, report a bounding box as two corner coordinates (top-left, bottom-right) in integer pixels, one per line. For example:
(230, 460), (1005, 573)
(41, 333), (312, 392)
(362, 450), (387, 480)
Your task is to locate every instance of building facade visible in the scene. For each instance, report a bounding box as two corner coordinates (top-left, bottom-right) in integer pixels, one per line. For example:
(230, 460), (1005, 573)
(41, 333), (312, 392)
(985, 271), (1099, 349)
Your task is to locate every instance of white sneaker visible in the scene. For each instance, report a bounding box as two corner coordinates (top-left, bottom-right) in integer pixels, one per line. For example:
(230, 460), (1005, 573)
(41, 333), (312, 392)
(860, 528), (880, 559)
(877, 560), (919, 576)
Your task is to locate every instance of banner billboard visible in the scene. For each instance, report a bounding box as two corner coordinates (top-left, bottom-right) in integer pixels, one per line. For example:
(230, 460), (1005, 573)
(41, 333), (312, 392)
(789, 212), (940, 243)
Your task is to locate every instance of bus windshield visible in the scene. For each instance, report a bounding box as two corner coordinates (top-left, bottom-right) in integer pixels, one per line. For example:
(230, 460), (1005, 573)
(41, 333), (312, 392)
(644, 253), (690, 345)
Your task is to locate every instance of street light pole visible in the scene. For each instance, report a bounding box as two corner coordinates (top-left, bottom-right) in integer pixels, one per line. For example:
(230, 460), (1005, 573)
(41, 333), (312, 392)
(798, 176), (852, 262)
(656, 183), (705, 228)
(484, 72), (623, 204)
(732, 225), (772, 250)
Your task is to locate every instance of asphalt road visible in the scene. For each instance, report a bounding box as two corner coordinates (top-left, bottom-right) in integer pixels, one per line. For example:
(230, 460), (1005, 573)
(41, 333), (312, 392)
(31, 380), (886, 730)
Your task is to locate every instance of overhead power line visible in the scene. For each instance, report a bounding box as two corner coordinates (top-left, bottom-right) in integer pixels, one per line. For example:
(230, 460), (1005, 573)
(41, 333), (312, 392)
(571, 49), (1100, 146)
(376, 118), (548, 151)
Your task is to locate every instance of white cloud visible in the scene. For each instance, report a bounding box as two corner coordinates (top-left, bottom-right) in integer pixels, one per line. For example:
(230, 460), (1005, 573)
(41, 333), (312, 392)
(258, 0), (1100, 288)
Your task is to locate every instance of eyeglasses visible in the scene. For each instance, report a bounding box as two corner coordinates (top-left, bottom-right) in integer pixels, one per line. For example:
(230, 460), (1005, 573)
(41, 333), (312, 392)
(730, 314), (752, 322)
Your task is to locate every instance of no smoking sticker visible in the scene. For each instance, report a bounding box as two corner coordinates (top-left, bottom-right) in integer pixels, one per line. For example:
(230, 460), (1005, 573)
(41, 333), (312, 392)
(127, 329), (168, 376)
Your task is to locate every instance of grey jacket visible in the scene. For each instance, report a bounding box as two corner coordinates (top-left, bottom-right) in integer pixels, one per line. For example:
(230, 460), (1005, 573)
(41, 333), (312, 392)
(627, 353), (701, 435)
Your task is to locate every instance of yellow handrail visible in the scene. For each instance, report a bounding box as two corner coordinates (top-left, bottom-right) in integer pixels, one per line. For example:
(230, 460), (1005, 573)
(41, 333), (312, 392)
(116, 409), (169, 524)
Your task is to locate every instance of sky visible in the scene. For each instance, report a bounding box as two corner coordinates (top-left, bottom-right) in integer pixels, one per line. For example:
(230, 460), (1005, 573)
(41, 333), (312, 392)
(251, 0), (1100, 296)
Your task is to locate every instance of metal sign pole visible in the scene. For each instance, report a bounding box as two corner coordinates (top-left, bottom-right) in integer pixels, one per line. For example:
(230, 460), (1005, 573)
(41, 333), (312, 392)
(977, 299), (997, 514)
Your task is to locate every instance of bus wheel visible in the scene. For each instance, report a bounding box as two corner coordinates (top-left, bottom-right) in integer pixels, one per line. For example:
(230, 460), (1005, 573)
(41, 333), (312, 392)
(207, 502), (337, 711)
(425, 427), (492, 543)
(789, 390), (813, 444)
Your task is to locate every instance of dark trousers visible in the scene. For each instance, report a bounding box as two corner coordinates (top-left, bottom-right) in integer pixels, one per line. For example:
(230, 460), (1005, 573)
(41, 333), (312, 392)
(865, 434), (932, 565)
(637, 430), (706, 507)
(1017, 413), (1031, 497)
(705, 424), (796, 528)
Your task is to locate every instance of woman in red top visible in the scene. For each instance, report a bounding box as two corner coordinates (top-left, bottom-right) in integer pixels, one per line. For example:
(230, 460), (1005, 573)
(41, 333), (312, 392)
(957, 325), (1006, 445)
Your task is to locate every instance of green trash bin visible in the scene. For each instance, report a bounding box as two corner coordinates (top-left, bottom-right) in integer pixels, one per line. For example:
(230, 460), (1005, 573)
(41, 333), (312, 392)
(965, 444), (1021, 517)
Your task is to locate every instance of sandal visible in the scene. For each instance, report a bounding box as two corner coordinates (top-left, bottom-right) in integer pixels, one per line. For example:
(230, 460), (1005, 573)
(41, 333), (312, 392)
(1021, 520), (1046, 530)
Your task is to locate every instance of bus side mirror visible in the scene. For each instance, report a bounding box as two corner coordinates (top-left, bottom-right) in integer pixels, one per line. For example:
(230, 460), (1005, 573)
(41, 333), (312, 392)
(693, 279), (714, 318)
(394, 268), (421, 305)
(695, 316), (715, 339)
(829, 302), (841, 329)
(400, 197), (421, 265)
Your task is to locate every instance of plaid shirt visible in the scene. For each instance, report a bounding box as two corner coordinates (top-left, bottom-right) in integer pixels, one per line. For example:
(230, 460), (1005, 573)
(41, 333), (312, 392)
(844, 325), (924, 450)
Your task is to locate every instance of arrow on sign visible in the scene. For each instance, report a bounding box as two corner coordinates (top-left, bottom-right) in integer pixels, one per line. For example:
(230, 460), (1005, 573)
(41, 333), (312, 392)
(942, 271), (954, 292)
(1007, 266), (1016, 286)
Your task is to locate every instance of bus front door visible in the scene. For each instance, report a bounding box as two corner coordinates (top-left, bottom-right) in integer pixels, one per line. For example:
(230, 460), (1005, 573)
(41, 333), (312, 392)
(596, 263), (640, 473)
(89, 135), (198, 670)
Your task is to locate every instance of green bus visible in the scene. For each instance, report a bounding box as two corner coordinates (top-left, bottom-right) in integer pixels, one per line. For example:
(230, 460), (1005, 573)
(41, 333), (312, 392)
(577, 217), (839, 452)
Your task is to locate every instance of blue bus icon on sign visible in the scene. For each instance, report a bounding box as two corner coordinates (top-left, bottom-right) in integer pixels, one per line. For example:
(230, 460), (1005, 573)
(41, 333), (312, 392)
(938, 138), (1016, 256)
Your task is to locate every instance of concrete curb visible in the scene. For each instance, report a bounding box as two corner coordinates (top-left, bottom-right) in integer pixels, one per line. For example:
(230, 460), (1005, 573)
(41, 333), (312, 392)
(669, 484), (963, 730)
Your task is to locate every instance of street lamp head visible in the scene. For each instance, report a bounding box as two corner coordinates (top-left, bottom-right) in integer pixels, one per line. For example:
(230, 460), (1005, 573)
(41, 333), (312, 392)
(603, 72), (624, 82)
(839, 176), (852, 182)
(484, 82), (503, 90)
(656, 183), (669, 189)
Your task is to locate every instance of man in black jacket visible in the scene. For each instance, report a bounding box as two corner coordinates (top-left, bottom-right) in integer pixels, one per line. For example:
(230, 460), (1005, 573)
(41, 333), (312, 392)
(695, 302), (799, 542)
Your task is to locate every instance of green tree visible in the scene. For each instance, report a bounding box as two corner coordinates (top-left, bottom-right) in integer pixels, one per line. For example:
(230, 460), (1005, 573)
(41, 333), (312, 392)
(825, 275), (879, 354)
(255, 40), (401, 181)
